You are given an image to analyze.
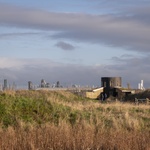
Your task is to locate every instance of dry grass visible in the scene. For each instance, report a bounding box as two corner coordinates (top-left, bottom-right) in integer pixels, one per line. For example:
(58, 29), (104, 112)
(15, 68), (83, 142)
(0, 90), (150, 149)
(0, 121), (150, 150)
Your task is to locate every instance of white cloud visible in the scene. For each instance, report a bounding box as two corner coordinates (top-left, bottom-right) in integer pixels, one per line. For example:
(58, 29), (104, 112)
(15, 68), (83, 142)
(0, 57), (26, 69)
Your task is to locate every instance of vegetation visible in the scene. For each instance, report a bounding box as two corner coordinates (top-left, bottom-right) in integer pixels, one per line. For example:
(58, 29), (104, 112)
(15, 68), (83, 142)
(0, 90), (150, 149)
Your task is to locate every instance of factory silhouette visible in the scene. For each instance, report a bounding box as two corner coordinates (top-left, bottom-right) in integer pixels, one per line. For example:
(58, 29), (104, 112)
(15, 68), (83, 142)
(0, 79), (16, 91)
(27, 77), (145, 101)
(1, 77), (146, 101)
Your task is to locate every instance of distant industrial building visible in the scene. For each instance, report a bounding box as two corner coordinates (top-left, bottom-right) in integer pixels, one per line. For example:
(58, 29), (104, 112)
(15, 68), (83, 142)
(3, 79), (7, 90)
(101, 77), (122, 88)
(26, 76), (139, 101)
(101, 77), (122, 97)
(28, 81), (33, 90)
(41, 79), (46, 88)
(0, 79), (17, 91)
(138, 80), (145, 90)
(101, 77), (135, 100)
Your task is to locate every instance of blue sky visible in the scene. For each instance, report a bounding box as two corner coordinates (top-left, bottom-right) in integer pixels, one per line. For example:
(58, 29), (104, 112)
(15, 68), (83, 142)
(0, 0), (150, 88)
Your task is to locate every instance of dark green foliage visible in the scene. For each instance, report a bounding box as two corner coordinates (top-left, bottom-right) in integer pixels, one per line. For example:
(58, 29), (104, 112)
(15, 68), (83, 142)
(0, 91), (54, 127)
(0, 90), (86, 127)
(69, 112), (78, 125)
(1, 90), (150, 131)
(0, 103), (6, 117)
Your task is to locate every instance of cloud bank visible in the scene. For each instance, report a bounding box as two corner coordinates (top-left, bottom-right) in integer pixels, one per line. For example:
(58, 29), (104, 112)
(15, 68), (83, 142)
(0, 57), (150, 89)
(0, 3), (150, 53)
(0, 3), (150, 88)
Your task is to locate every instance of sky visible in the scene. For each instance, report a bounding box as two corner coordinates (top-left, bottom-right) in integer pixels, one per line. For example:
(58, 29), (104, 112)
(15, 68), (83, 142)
(0, 0), (150, 89)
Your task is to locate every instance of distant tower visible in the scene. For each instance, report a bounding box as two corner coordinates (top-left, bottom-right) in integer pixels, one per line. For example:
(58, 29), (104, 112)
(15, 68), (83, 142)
(138, 80), (145, 90)
(3, 79), (7, 90)
(141, 80), (144, 89)
(101, 77), (122, 97)
(41, 79), (46, 88)
(138, 83), (141, 89)
(56, 81), (60, 88)
(101, 77), (122, 88)
(28, 81), (33, 90)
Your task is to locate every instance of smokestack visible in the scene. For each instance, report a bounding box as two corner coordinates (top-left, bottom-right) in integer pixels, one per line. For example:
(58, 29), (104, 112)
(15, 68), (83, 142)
(138, 83), (141, 89)
(28, 81), (33, 90)
(4, 79), (7, 90)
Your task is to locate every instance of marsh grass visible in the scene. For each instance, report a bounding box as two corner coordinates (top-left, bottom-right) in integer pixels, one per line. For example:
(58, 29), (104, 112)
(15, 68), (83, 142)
(0, 90), (150, 149)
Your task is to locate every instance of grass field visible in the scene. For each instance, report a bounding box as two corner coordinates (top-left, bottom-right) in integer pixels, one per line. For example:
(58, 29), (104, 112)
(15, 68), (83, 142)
(0, 90), (150, 149)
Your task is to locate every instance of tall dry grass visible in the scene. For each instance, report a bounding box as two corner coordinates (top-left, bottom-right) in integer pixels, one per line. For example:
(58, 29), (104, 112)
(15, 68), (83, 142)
(0, 121), (150, 150)
(0, 90), (150, 149)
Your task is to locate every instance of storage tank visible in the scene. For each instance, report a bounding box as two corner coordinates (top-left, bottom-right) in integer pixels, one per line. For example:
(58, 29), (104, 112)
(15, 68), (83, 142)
(101, 77), (122, 88)
(101, 77), (122, 97)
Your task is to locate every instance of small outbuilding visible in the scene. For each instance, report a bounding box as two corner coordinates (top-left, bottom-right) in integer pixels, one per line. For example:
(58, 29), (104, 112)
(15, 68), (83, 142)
(85, 87), (104, 99)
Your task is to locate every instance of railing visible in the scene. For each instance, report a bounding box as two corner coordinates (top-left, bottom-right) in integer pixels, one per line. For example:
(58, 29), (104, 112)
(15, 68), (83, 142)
(134, 98), (150, 105)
